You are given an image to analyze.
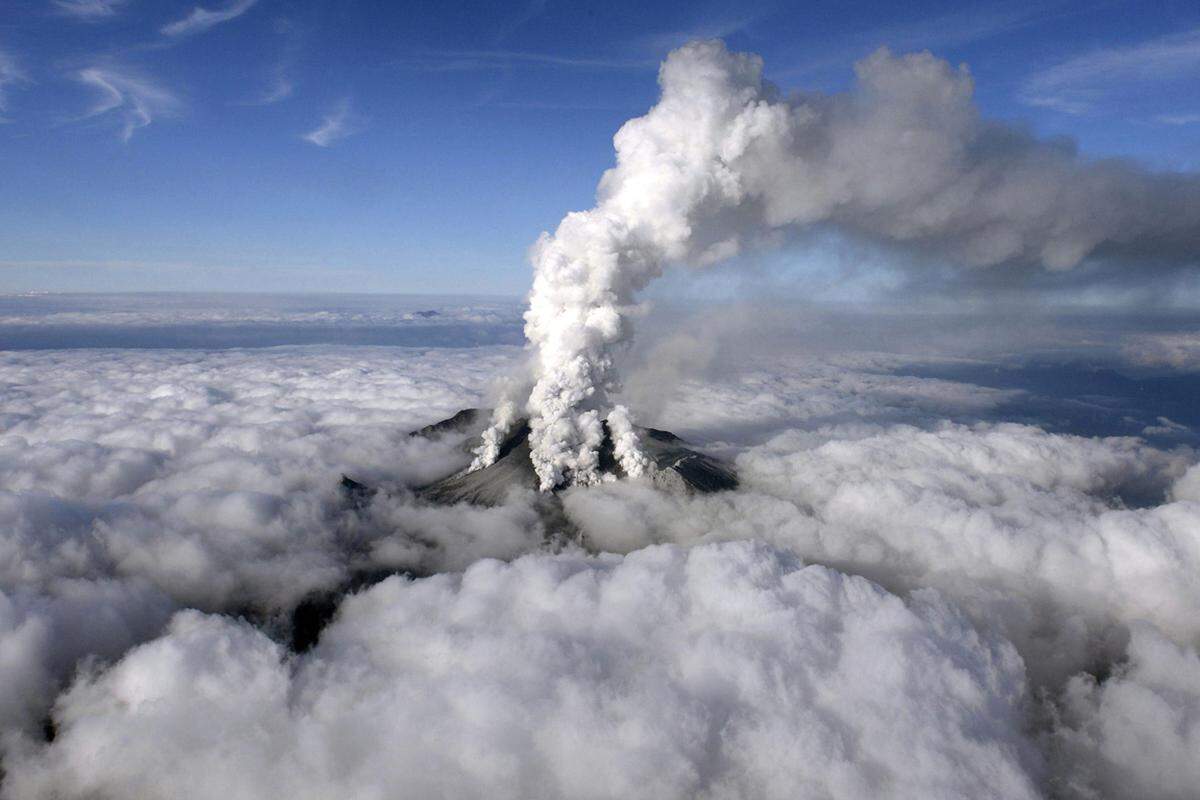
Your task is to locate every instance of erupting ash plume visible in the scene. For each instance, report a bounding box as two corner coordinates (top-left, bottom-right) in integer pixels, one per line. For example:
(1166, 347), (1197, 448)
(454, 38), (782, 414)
(476, 39), (1200, 490)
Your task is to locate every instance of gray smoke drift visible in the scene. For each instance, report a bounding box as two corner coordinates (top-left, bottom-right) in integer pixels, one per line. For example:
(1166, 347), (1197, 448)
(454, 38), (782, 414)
(476, 39), (1200, 489)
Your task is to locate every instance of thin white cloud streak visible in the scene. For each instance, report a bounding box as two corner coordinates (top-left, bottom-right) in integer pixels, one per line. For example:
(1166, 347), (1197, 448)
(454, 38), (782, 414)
(633, 13), (763, 54)
(777, 5), (1050, 80)
(1022, 28), (1200, 114)
(394, 49), (653, 72)
(161, 0), (258, 37)
(74, 65), (180, 142)
(1155, 112), (1200, 126)
(301, 99), (360, 147)
(53, 0), (129, 20)
(255, 74), (294, 105)
(239, 67), (294, 106)
(0, 259), (197, 271)
(491, 0), (549, 44)
(0, 299), (522, 327)
(244, 20), (302, 106)
(0, 49), (28, 119)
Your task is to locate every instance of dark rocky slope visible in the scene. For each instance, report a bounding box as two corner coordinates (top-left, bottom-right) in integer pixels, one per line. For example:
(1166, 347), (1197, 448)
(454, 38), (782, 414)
(414, 408), (737, 505)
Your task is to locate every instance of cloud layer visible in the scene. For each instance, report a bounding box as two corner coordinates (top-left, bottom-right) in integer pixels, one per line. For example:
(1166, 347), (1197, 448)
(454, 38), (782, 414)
(1, 302), (1199, 798)
(1052, 623), (1200, 799)
(0, 343), (528, 736)
(4, 543), (1042, 800)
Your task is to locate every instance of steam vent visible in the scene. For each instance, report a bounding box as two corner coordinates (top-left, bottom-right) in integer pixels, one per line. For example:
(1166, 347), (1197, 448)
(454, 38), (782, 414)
(414, 408), (738, 506)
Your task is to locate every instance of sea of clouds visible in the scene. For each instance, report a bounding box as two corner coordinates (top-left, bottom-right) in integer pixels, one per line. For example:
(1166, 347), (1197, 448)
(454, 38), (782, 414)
(1, 296), (1199, 799)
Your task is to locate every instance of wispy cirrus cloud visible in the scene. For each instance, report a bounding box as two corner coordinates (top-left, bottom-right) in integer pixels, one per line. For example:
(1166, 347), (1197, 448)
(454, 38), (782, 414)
(75, 65), (180, 142)
(0, 49), (29, 121)
(161, 0), (258, 37)
(1154, 113), (1200, 126)
(1021, 28), (1200, 115)
(255, 73), (294, 105)
(53, 0), (130, 20)
(393, 49), (652, 73)
(491, 0), (549, 44)
(301, 99), (361, 147)
(636, 12), (770, 55)
(242, 19), (302, 106)
(771, 5), (1058, 82)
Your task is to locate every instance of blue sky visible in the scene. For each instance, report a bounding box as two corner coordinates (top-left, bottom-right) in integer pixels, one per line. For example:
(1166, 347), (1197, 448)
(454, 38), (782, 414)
(1, 0), (1198, 295)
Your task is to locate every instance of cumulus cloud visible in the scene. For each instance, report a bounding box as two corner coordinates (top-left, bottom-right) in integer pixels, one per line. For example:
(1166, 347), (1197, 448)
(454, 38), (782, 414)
(5, 543), (1042, 799)
(475, 39), (1200, 491)
(0, 345), (524, 600)
(301, 99), (361, 147)
(161, 0), (258, 37)
(0, 344), (532, 737)
(563, 421), (1197, 686)
(74, 65), (180, 142)
(0, 581), (173, 736)
(53, 0), (129, 20)
(1170, 463), (1200, 502)
(1052, 624), (1200, 800)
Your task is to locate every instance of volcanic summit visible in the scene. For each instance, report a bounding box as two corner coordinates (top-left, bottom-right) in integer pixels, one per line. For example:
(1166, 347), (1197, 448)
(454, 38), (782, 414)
(413, 408), (738, 506)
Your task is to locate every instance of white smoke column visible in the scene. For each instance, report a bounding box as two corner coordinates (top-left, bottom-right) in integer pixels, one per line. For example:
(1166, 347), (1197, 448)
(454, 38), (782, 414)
(477, 39), (1200, 489)
(486, 41), (772, 489)
(607, 404), (651, 479)
(469, 396), (520, 471)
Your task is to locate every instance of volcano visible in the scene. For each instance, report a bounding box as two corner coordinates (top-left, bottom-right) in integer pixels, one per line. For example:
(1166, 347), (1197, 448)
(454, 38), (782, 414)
(411, 408), (737, 506)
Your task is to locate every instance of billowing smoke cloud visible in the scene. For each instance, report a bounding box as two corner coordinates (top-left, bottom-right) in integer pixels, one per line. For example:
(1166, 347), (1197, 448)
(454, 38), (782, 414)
(480, 39), (1200, 489)
(3, 542), (1043, 799)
